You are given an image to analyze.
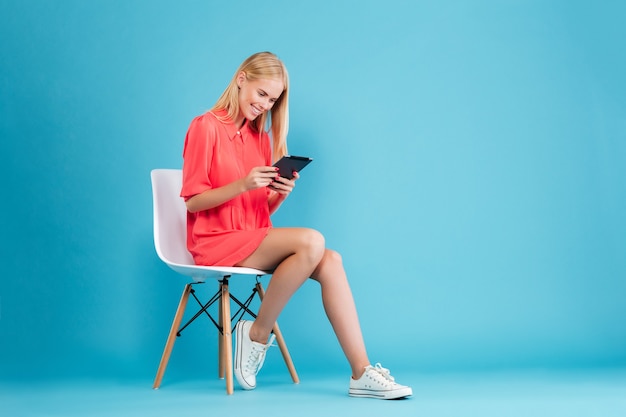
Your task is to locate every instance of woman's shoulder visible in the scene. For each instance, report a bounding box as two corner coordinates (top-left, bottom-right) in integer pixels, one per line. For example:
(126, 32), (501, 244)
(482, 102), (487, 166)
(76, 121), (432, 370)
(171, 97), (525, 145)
(190, 109), (222, 125)
(187, 110), (230, 135)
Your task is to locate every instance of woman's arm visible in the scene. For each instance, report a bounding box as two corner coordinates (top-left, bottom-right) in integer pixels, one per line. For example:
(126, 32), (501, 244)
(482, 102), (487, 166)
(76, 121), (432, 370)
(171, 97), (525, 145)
(268, 191), (288, 215)
(185, 166), (278, 213)
(267, 171), (298, 215)
(185, 179), (246, 213)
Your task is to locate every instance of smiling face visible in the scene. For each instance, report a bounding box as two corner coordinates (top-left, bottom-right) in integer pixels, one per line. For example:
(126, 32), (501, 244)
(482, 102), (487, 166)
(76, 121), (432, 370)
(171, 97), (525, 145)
(235, 71), (284, 127)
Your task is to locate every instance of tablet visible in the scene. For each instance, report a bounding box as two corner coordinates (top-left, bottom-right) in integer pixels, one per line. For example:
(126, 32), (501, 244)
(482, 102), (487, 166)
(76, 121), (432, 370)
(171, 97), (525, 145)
(273, 155), (313, 179)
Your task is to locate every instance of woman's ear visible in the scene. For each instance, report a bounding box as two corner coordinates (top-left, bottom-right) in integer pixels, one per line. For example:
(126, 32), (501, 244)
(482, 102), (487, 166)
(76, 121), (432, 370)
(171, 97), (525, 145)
(236, 71), (246, 88)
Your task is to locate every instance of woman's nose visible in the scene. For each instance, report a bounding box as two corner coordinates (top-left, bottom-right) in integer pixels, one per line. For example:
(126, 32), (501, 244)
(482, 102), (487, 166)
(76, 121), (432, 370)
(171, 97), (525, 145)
(260, 98), (272, 111)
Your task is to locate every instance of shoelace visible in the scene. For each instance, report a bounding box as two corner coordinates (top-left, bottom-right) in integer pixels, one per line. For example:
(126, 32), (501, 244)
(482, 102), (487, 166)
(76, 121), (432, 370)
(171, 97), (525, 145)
(368, 363), (395, 384)
(245, 334), (276, 374)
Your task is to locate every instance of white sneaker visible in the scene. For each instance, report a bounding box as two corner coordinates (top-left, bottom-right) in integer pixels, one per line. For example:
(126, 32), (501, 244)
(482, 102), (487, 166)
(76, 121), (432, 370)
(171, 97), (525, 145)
(349, 363), (413, 399)
(234, 320), (274, 390)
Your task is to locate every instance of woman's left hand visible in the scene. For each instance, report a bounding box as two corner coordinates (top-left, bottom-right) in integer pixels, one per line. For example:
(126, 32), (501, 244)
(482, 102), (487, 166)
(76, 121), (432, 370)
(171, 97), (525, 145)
(268, 171), (299, 195)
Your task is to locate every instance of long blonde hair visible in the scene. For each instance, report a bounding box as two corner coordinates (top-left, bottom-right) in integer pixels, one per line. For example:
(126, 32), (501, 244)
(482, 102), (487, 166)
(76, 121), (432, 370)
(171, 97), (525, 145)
(212, 52), (289, 161)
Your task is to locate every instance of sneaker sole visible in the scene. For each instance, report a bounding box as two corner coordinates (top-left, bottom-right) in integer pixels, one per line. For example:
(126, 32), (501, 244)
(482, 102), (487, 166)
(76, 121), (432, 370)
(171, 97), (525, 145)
(349, 386), (413, 400)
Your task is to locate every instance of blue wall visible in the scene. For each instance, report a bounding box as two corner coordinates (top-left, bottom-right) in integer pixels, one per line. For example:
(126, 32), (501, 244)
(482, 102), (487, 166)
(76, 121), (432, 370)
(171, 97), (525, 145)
(1, 0), (625, 381)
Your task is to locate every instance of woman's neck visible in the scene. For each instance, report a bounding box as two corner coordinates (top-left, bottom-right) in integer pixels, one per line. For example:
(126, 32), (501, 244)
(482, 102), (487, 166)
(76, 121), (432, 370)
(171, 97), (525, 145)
(234, 114), (246, 129)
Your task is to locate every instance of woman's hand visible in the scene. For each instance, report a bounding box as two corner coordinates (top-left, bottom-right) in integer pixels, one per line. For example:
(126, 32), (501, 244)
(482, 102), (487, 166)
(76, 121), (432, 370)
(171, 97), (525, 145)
(269, 171), (299, 196)
(243, 166), (280, 190)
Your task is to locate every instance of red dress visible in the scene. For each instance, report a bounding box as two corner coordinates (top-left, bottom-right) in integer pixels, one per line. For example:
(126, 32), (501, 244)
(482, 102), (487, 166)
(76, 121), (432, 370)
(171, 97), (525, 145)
(180, 110), (273, 266)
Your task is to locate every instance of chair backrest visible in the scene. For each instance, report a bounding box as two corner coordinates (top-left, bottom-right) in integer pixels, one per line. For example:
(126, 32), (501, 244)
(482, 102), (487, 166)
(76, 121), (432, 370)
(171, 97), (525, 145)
(150, 169), (195, 266)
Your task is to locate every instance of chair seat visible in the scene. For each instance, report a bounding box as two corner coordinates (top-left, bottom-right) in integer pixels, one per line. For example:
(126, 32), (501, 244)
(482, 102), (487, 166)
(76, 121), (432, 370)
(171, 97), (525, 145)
(165, 262), (269, 283)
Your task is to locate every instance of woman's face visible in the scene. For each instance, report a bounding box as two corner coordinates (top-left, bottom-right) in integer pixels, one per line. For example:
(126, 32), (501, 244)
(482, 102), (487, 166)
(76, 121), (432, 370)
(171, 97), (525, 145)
(236, 72), (284, 125)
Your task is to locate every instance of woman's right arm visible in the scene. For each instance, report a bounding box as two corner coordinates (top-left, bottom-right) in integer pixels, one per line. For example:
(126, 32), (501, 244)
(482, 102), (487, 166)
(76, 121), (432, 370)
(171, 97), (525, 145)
(184, 179), (247, 213)
(185, 166), (278, 213)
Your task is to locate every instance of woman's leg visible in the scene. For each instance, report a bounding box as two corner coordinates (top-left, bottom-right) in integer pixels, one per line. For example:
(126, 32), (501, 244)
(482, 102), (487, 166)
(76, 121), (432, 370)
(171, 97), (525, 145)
(310, 253), (413, 399)
(235, 228), (325, 343)
(310, 249), (370, 379)
(236, 228), (370, 379)
(236, 227), (412, 398)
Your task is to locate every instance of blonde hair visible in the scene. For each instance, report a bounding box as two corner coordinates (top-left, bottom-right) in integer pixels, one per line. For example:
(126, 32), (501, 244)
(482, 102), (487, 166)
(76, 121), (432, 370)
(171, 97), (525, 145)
(212, 51), (289, 161)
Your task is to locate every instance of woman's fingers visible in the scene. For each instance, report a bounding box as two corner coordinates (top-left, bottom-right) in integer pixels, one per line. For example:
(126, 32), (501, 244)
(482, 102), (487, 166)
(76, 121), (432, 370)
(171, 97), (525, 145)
(270, 175), (295, 194)
(246, 166), (278, 189)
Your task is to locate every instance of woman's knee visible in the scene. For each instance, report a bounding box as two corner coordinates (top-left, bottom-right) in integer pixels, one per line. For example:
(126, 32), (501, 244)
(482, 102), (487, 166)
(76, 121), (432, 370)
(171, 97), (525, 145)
(310, 249), (344, 283)
(298, 228), (325, 263)
(323, 249), (342, 267)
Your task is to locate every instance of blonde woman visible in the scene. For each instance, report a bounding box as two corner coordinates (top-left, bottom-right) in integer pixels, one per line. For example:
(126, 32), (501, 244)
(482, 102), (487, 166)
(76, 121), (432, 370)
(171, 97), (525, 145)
(181, 51), (411, 399)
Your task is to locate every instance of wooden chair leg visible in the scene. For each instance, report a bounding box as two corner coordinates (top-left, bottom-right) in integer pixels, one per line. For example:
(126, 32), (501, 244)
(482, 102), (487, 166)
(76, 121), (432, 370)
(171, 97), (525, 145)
(220, 279), (234, 395)
(218, 288), (225, 380)
(256, 282), (300, 384)
(153, 283), (192, 389)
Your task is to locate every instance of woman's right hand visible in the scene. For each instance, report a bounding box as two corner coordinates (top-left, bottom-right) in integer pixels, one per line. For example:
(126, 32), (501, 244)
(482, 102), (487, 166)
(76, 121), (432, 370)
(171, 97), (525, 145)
(243, 166), (279, 190)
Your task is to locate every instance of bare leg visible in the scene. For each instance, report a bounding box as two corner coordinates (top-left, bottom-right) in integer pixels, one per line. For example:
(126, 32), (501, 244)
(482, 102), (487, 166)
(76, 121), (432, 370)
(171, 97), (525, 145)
(236, 227), (370, 379)
(236, 228), (325, 341)
(310, 249), (370, 379)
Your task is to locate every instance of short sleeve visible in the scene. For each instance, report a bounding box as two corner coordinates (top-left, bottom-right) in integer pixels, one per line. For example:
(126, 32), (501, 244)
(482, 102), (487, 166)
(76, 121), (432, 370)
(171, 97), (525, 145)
(181, 115), (214, 200)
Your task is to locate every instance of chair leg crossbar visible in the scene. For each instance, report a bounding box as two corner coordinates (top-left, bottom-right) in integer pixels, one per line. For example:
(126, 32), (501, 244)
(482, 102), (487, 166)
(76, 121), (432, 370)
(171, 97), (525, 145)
(153, 276), (299, 394)
(177, 280), (258, 338)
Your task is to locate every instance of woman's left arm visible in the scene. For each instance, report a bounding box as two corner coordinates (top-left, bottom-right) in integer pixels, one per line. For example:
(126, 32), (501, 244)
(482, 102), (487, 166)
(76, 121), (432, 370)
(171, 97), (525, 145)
(267, 171), (299, 214)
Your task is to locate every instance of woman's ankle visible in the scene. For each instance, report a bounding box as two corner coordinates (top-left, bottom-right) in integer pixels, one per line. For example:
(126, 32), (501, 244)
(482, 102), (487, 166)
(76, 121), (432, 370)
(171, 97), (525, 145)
(248, 321), (272, 344)
(351, 363), (370, 380)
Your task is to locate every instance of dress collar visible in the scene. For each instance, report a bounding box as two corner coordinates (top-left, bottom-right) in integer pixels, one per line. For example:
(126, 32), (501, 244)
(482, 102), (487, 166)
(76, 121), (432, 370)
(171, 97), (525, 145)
(211, 109), (254, 141)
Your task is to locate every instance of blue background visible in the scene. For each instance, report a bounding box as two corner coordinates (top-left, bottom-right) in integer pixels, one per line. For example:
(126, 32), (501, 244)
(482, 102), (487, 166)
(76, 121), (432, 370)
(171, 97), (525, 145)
(1, 0), (625, 383)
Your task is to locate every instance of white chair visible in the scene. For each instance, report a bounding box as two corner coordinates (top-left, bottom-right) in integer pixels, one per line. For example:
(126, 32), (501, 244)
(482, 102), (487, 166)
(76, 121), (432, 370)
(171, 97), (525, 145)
(150, 169), (299, 394)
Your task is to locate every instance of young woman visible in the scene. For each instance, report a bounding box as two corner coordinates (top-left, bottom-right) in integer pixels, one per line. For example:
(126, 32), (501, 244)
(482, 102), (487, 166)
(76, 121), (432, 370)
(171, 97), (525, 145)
(181, 51), (411, 399)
